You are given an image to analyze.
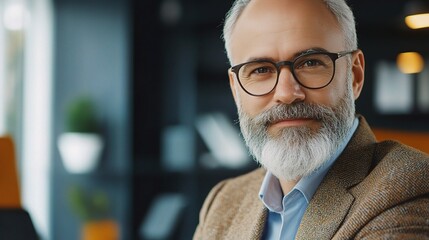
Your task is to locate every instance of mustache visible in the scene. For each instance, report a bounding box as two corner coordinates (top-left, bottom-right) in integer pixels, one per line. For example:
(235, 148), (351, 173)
(251, 102), (334, 126)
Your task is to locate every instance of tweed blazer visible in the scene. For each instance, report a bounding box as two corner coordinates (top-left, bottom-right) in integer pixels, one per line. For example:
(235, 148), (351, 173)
(194, 116), (429, 239)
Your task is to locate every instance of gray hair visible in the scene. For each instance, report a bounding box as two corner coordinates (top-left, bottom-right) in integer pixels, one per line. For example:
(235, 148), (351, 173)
(223, 0), (357, 64)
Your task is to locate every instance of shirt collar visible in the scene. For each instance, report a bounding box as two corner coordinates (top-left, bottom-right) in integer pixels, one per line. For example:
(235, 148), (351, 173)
(259, 117), (359, 211)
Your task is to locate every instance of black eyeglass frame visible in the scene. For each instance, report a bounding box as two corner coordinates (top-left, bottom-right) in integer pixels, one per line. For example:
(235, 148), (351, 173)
(230, 50), (357, 96)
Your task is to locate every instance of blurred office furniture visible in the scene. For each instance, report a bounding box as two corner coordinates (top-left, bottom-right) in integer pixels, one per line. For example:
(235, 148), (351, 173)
(0, 136), (21, 208)
(139, 193), (187, 240)
(0, 136), (39, 239)
(81, 219), (119, 240)
(373, 128), (429, 154)
(131, 1), (258, 239)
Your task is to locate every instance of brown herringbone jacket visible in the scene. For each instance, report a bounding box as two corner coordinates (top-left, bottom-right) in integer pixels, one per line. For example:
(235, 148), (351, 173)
(194, 117), (429, 239)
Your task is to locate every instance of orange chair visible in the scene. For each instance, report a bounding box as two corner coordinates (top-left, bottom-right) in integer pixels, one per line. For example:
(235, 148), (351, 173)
(0, 136), (38, 239)
(372, 128), (429, 154)
(0, 136), (21, 208)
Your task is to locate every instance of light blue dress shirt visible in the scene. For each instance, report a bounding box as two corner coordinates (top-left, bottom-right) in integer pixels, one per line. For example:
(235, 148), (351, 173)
(259, 118), (359, 240)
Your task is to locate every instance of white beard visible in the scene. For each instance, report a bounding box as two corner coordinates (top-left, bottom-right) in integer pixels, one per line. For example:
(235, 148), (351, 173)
(237, 74), (355, 181)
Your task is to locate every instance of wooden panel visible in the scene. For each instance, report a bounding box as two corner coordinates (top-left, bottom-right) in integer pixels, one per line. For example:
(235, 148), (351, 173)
(372, 128), (429, 154)
(0, 136), (21, 208)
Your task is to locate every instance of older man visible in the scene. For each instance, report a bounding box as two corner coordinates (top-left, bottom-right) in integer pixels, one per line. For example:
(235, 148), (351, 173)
(194, 0), (429, 239)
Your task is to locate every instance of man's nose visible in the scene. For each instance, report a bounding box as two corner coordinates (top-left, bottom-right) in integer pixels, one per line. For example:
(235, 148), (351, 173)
(272, 68), (306, 104)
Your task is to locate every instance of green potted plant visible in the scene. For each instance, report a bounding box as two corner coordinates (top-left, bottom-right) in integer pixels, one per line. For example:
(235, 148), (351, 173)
(68, 185), (109, 222)
(58, 96), (104, 173)
(66, 96), (99, 133)
(68, 185), (119, 240)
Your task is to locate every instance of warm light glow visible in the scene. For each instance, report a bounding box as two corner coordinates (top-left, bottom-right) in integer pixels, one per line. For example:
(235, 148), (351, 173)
(405, 13), (429, 29)
(397, 52), (425, 74)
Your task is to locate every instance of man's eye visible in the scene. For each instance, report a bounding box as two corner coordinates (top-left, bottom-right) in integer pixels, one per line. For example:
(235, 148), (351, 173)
(254, 67), (271, 73)
(252, 66), (276, 74)
(300, 59), (323, 68)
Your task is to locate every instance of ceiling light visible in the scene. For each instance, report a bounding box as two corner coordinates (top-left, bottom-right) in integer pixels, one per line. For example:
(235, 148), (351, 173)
(405, 13), (429, 29)
(404, 1), (429, 29)
(397, 52), (425, 74)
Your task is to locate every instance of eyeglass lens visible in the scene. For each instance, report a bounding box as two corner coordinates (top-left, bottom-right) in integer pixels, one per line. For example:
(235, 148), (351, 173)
(237, 53), (335, 95)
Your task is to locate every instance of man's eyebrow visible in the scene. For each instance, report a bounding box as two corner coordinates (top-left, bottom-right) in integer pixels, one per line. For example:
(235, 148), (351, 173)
(244, 47), (330, 63)
(294, 47), (329, 57)
(245, 56), (276, 62)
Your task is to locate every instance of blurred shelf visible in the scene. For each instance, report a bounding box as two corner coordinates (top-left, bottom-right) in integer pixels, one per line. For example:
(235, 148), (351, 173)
(54, 167), (131, 180)
(134, 157), (258, 179)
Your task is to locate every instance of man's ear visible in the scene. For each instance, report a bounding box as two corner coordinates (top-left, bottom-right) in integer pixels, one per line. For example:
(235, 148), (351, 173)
(229, 70), (239, 104)
(351, 50), (365, 100)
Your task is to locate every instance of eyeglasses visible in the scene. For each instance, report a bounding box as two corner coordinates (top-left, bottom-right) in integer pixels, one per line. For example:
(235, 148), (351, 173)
(230, 50), (356, 96)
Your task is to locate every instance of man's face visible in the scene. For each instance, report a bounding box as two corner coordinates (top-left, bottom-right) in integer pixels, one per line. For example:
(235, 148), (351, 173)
(227, 0), (365, 180)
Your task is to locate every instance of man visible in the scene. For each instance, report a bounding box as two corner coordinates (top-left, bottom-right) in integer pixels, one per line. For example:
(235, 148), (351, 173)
(194, 0), (429, 239)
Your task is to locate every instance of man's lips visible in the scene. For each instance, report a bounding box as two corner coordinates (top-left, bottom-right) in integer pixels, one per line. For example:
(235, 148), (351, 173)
(269, 118), (316, 128)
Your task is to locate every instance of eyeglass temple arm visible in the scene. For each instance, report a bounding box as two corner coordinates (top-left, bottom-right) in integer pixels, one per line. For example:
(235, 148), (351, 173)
(337, 50), (357, 58)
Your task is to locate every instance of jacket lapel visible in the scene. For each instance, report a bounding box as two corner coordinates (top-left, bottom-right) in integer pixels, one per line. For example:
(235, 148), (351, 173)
(249, 205), (268, 240)
(226, 168), (268, 240)
(295, 169), (355, 239)
(296, 116), (377, 239)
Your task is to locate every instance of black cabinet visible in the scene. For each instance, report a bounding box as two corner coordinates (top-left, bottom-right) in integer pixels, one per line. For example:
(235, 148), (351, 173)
(131, 1), (257, 239)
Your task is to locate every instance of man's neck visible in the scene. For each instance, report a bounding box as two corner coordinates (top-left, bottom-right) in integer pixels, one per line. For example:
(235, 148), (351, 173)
(279, 178), (301, 196)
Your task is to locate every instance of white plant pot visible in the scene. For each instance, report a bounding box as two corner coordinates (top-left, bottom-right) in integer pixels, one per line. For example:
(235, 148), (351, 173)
(58, 133), (104, 174)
